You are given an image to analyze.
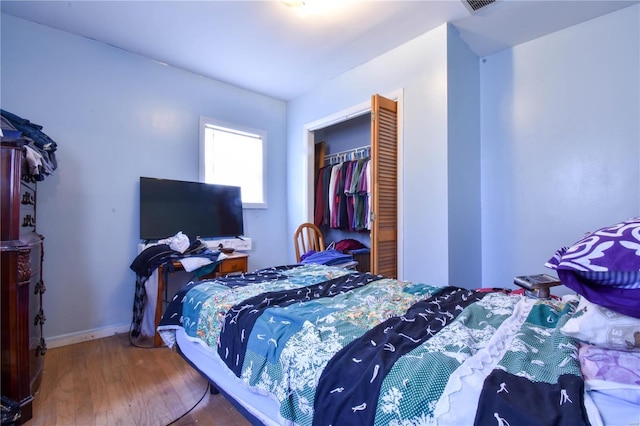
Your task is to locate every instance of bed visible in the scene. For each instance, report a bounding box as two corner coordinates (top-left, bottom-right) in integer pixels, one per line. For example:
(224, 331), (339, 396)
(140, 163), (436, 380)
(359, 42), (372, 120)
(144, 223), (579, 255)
(157, 218), (640, 426)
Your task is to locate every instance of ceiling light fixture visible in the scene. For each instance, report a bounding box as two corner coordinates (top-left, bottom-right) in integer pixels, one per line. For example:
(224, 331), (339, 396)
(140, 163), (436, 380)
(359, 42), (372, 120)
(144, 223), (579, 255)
(282, 1), (311, 17)
(282, 0), (347, 18)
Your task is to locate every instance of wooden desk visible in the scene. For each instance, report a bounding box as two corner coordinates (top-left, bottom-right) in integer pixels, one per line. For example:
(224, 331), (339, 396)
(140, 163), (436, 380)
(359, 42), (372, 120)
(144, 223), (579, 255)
(153, 252), (249, 347)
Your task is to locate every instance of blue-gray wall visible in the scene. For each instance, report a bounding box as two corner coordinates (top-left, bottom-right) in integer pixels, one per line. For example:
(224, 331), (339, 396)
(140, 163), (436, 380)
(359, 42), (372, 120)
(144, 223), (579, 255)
(1, 4), (638, 344)
(480, 6), (639, 288)
(447, 24), (482, 288)
(288, 6), (639, 289)
(287, 24), (452, 285)
(1, 14), (287, 343)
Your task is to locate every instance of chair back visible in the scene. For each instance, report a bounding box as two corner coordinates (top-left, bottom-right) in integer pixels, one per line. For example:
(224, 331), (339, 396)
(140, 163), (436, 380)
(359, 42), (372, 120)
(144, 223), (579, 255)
(294, 223), (325, 262)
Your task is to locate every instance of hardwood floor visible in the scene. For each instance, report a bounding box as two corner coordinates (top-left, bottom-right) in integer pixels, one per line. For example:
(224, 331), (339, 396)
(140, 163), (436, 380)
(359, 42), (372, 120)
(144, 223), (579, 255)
(29, 333), (251, 426)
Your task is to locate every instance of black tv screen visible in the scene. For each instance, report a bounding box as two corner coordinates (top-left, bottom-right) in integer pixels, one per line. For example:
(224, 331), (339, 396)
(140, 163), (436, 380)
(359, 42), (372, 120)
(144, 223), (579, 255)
(139, 177), (244, 241)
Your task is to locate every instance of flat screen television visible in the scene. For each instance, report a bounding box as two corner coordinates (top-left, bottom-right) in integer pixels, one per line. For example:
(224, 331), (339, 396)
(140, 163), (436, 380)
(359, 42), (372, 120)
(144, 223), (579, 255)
(139, 177), (244, 241)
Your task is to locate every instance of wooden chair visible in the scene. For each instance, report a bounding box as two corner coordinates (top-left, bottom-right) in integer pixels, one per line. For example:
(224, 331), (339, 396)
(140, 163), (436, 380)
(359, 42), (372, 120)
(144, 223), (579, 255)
(294, 223), (325, 262)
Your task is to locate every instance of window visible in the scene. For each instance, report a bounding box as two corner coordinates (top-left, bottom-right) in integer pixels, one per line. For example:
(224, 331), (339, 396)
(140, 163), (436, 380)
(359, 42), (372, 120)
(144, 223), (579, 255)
(199, 117), (267, 209)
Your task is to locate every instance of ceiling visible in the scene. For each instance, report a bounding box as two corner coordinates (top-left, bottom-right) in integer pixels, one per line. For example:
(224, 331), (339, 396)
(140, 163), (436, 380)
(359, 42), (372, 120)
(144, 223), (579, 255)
(2, 0), (637, 101)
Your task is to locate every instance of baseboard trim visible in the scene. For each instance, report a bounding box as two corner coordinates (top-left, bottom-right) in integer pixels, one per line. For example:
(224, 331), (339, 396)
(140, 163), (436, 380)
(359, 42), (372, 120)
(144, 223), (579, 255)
(45, 322), (132, 349)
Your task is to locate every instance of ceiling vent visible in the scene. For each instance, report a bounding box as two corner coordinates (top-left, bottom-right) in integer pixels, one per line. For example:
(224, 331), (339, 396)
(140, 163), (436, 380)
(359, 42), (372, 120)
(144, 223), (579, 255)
(461, 0), (499, 14)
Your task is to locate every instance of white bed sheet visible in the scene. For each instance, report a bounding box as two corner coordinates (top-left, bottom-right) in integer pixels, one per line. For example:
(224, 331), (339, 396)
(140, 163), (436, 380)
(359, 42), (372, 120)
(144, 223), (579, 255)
(585, 380), (640, 426)
(175, 327), (283, 426)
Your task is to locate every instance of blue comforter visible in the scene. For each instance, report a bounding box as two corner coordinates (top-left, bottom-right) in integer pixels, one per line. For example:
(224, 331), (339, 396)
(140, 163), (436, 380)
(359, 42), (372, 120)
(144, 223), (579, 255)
(158, 264), (587, 426)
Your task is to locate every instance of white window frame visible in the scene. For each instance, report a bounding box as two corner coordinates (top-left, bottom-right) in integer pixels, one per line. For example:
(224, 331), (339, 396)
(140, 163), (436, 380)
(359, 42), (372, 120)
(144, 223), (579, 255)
(199, 116), (267, 209)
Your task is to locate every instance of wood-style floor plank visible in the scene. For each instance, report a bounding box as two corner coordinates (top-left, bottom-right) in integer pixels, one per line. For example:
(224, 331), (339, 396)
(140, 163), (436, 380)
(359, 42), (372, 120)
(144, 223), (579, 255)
(29, 333), (251, 426)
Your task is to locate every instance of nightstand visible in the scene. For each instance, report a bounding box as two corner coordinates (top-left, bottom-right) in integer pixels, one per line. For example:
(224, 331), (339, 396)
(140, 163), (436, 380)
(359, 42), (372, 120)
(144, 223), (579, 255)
(215, 252), (249, 277)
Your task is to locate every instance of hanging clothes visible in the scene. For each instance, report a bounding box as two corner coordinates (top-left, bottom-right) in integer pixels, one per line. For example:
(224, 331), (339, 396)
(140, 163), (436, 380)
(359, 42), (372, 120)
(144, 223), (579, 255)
(336, 161), (351, 230)
(315, 158), (371, 231)
(348, 158), (368, 231)
(329, 163), (341, 228)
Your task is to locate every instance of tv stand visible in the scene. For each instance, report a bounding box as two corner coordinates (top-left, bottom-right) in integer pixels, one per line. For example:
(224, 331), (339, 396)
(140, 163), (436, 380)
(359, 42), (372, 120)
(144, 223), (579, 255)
(153, 252), (249, 347)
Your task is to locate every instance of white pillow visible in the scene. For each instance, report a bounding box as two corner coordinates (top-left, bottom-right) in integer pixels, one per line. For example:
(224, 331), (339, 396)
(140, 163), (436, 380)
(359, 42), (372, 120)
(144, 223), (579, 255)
(561, 296), (640, 351)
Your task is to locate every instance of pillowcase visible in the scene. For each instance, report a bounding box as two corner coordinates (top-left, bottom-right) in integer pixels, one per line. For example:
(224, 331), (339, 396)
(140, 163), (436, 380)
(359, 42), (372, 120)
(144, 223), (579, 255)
(560, 296), (640, 351)
(546, 217), (640, 318)
(579, 344), (640, 385)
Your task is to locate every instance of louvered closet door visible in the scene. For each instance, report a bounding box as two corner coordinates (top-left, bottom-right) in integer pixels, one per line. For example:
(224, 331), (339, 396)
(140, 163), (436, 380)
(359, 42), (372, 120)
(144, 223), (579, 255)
(370, 94), (398, 278)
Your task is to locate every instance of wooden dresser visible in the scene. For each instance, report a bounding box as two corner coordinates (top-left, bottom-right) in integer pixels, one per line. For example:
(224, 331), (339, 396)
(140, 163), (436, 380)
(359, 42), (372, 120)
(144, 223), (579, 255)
(1, 142), (47, 423)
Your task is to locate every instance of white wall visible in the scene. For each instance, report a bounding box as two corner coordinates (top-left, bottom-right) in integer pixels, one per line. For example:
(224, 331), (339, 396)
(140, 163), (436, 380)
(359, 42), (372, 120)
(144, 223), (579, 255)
(481, 5), (640, 288)
(1, 14), (288, 343)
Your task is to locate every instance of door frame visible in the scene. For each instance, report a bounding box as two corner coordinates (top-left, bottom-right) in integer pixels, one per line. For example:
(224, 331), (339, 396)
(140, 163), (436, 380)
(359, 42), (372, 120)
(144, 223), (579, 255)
(301, 89), (404, 279)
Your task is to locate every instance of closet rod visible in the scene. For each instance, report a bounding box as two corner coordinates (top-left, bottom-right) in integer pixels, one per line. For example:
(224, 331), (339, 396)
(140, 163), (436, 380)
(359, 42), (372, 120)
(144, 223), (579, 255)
(324, 145), (371, 165)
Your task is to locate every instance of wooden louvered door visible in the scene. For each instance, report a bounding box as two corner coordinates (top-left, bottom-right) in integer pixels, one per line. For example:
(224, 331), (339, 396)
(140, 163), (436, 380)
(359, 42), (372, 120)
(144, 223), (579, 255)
(370, 94), (398, 278)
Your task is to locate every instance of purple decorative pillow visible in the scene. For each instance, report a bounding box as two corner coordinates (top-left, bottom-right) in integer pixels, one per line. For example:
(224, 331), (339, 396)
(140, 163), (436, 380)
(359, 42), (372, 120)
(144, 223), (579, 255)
(546, 217), (640, 318)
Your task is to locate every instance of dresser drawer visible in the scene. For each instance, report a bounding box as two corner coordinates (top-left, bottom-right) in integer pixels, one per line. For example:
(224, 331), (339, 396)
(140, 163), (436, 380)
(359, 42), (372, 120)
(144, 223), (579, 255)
(217, 254), (248, 276)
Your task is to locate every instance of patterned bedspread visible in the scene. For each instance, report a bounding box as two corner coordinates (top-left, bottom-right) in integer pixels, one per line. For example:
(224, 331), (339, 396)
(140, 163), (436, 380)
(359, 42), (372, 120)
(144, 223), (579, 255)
(158, 264), (589, 426)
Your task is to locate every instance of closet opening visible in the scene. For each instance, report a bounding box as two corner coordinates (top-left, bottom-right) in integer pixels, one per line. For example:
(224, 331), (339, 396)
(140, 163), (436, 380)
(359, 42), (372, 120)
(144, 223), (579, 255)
(302, 90), (404, 279)
(314, 113), (372, 260)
